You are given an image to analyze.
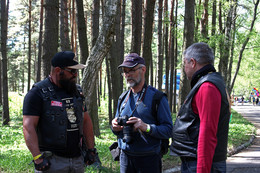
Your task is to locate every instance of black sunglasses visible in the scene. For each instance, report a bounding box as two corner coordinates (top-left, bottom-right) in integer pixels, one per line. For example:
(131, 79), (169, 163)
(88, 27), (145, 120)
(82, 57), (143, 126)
(63, 68), (78, 75)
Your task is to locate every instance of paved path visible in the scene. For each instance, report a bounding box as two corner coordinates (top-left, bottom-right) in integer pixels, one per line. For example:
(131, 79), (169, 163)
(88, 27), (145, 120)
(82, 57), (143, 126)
(227, 104), (260, 173)
(163, 104), (260, 173)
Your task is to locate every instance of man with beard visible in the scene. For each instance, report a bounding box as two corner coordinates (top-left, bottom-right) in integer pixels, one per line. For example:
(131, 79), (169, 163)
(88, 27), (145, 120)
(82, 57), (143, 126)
(23, 51), (96, 172)
(111, 53), (173, 173)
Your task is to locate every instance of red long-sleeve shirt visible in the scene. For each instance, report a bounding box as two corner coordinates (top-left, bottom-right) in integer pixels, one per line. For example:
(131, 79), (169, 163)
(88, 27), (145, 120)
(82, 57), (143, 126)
(192, 82), (222, 173)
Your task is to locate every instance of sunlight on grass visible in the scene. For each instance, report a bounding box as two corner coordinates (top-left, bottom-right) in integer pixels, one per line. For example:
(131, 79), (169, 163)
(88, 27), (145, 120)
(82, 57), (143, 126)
(228, 109), (256, 151)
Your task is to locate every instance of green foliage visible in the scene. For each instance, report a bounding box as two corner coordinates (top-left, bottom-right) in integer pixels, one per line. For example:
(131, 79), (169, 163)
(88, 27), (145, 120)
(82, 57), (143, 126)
(228, 109), (256, 150)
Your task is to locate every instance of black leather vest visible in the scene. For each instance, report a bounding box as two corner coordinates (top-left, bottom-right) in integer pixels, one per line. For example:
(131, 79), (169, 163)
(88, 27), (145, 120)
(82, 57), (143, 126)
(170, 72), (230, 162)
(33, 78), (84, 151)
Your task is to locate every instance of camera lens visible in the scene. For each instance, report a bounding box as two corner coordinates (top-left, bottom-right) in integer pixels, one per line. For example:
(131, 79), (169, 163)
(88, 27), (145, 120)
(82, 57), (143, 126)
(123, 126), (133, 143)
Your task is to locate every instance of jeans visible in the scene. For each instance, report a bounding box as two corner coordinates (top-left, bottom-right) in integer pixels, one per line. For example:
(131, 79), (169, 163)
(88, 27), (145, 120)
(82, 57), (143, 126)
(120, 150), (162, 173)
(181, 160), (226, 173)
(34, 154), (85, 173)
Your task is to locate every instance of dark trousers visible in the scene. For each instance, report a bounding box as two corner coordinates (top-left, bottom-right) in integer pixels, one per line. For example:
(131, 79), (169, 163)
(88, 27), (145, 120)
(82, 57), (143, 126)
(120, 150), (162, 173)
(181, 158), (226, 173)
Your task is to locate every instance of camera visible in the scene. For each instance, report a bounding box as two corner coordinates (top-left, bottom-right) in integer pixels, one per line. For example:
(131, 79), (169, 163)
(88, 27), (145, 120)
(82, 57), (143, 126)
(117, 115), (134, 144)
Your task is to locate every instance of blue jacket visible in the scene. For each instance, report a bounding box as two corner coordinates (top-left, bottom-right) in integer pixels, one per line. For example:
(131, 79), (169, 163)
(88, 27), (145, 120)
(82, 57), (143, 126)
(113, 86), (173, 156)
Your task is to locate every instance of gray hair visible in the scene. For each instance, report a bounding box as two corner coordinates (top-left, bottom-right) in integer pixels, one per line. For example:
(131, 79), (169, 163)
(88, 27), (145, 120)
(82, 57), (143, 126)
(183, 42), (214, 65)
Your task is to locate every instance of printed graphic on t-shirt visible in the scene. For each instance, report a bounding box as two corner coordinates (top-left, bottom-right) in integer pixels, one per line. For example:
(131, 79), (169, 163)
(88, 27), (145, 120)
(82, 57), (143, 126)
(62, 97), (79, 131)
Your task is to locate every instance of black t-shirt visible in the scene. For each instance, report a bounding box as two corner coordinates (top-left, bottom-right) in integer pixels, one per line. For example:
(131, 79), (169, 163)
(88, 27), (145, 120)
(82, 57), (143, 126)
(23, 80), (86, 157)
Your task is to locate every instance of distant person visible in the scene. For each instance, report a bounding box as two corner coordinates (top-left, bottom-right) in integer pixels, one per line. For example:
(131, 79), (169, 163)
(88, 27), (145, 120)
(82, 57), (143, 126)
(256, 97), (259, 105)
(111, 53), (173, 173)
(241, 96), (244, 105)
(253, 96), (256, 106)
(170, 42), (231, 173)
(23, 51), (97, 172)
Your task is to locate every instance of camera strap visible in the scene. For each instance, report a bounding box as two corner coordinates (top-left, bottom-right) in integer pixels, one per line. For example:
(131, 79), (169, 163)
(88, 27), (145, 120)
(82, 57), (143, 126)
(119, 84), (147, 117)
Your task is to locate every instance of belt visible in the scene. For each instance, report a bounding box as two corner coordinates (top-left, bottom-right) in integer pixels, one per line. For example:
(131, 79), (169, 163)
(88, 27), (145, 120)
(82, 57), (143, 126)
(180, 156), (197, 162)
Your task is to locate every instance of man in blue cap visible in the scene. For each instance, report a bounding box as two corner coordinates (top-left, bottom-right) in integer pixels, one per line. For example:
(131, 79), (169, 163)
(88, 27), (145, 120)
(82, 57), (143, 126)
(111, 53), (173, 173)
(23, 51), (97, 172)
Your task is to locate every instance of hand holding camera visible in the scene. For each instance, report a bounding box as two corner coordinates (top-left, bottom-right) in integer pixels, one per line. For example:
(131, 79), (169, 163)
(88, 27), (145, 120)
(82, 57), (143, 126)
(112, 116), (149, 144)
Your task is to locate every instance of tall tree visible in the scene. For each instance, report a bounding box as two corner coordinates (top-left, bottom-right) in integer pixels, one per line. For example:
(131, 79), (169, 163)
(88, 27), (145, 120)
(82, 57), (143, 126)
(194, 0), (201, 42)
(169, 0), (175, 112)
(81, 0), (120, 128)
(218, 1), (235, 83)
(109, 0), (123, 117)
(60, 0), (71, 51)
(200, 0), (208, 39)
(227, 4), (237, 92)
(106, 57), (113, 124)
(164, 0), (170, 96)
(157, 0), (163, 91)
(27, 0), (32, 91)
(42, 0), (59, 77)
(120, 0), (126, 61)
(211, 0), (217, 55)
(36, 0), (44, 82)
(178, 0), (195, 109)
(1, 0), (10, 125)
(131, 0), (142, 54)
(173, 0), (178, 113)
(89, 0), (100, 136)
(142, 0), (156, 84)
(76, 0), (89, 67)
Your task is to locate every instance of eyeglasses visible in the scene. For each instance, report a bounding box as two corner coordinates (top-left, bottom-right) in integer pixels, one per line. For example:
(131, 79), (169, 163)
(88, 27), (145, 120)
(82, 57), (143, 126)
(63, 68), (78, 75)
(121, 67), (142, 76)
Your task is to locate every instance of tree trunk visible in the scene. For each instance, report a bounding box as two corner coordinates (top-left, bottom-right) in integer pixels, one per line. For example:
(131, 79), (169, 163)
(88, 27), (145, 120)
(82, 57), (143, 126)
(131, 0), (142, 54)
(157, 0), (163, 91)
(36, 0), (44, 82)
(106, 57), (113, 124)
(163, 0), (170, 96)
(81, 0), (119, 128)
(70, 0), (76, 52)
(142, 0), (156, 84)
(109, 0), (123, 116)
(120, 0), (126, 61)
(211, 0), (217, 58)
(76, 0), (89, 67)
(88, 0), (100, 137)
(169, 0), (175, 112)
(60, 0), (71, 51)
(178, 0), (195, 110)
(173, 0), (178, 113)
(91, 0), (100, 47)
(218, 1), (234, 83)
(42, 0), (59, 77)
(200, 0), (208, 39)
(227, 4), (237, 93)
(1, 0), (10, 125)
(194, 0), (201, 42)
(27, 0), (32, 91)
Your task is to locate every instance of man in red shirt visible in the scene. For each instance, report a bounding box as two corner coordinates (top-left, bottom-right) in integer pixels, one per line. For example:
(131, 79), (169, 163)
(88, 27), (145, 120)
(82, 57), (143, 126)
(170, 42), (231, 173)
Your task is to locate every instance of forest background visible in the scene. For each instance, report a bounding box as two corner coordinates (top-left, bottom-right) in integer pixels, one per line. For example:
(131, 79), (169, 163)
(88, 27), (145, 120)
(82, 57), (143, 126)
(0, 0), (259, 172)
(1, 0), (259, 132)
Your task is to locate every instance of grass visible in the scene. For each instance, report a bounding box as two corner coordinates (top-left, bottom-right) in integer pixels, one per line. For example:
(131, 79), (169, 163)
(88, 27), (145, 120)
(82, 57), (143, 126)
(0, 92), (256, 172)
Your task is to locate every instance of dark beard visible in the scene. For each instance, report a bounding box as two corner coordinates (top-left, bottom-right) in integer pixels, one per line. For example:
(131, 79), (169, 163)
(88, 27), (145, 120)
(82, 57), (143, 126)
(59, 73), (78, 95)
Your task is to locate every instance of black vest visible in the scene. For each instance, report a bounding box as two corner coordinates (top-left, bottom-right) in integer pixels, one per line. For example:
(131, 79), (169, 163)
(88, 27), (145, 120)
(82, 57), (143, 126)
(170, 72), (230, 162)
(33, 78), (84, 151)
